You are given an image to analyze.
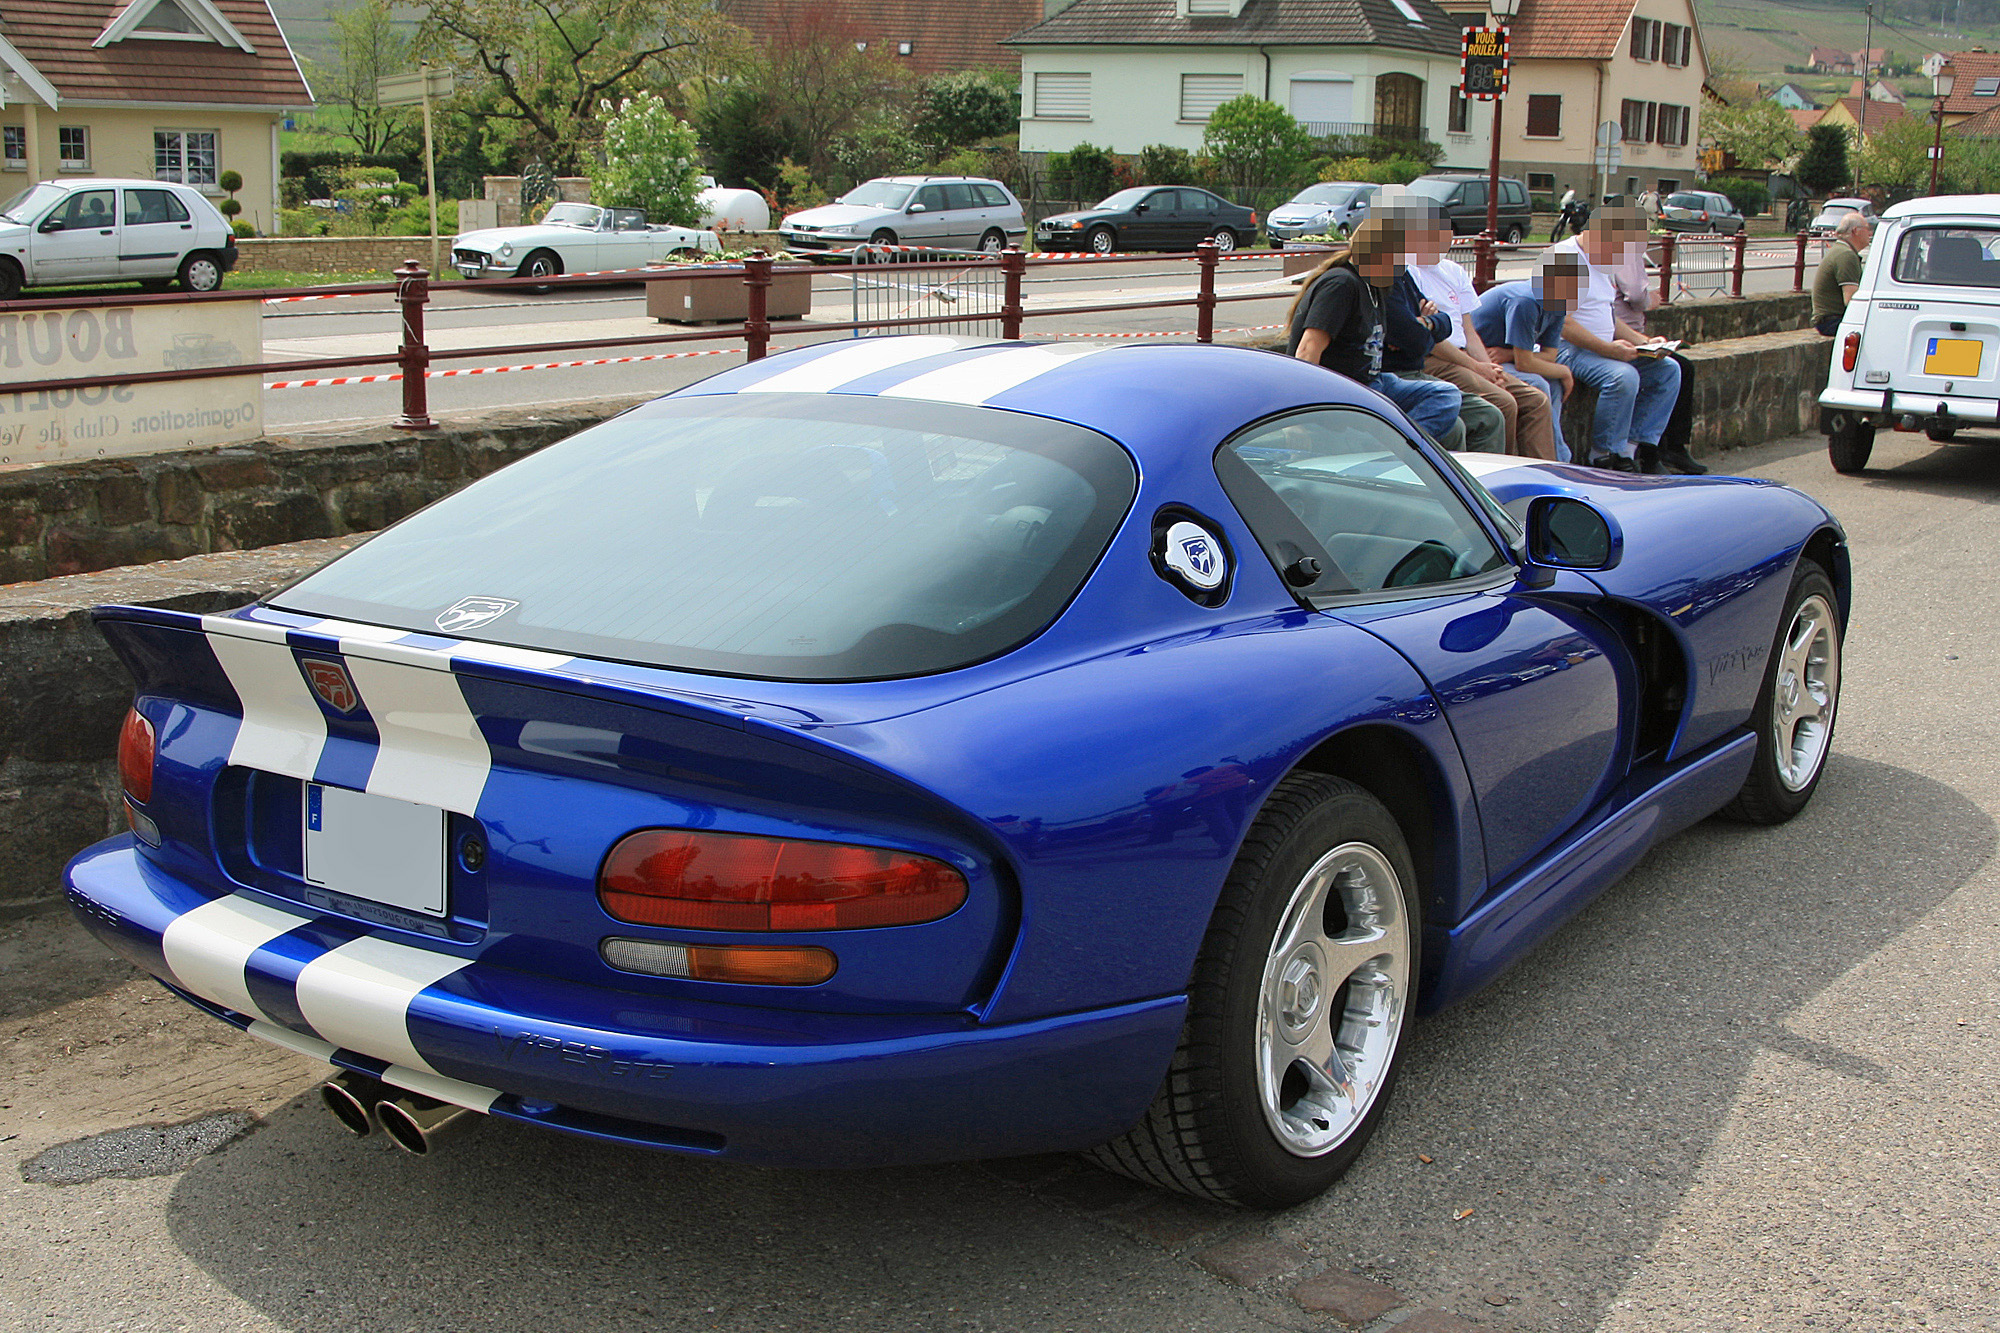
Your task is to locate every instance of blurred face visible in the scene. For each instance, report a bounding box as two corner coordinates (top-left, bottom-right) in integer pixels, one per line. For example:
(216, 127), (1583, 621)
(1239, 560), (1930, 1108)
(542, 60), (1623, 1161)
(1852, 220), (1874, 249)
(1537, 271), (1583, 311)
(1404, 222), (1450, 264)
(1582, 208), (1648, 263)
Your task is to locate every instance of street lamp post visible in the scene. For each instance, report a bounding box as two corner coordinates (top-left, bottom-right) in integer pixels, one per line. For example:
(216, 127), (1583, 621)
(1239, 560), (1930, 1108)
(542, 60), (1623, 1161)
(1930, 62), (1957, 197)
(1484, 0), (1523, 243)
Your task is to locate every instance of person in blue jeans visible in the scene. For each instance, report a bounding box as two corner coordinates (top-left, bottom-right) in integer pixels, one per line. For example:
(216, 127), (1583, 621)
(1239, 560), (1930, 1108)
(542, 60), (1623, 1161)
(1285, 214), (1463, 443)
(1545, 208), (1681, 473)
(1469, 251), (1587, 464)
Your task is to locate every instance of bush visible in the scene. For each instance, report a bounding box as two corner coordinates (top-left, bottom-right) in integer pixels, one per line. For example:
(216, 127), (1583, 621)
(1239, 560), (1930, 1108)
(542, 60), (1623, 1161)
(281, 150), (423, 200)
(914, 70), (1018, 149)
(1311, 155), (1430, 185)
(1202, 96), (1314, 196)
(1047, 142), (1116, 201)
(279, 207), (334, 236)
(1136, 144), (1195, 184)
(774, 159), (827, 212)
(1712, 177), (1770, 217)
(280, 177), (306, 209)
(231, 219), (255, 238)
(219, 169), (244, 194)
(591, 92), (705, 227)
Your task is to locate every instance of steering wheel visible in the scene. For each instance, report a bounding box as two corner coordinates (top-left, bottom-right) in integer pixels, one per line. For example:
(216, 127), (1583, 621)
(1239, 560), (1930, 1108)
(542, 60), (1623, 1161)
(1384, 539), (1465, 589)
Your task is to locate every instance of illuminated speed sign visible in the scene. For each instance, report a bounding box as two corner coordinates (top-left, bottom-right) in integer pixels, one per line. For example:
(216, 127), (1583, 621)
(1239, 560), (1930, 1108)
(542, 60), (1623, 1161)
(1460, 26), (1510, 99)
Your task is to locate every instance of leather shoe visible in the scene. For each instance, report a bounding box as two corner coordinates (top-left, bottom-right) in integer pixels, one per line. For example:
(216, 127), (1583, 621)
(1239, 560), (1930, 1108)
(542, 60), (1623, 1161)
(1591, 452), (1639, 473)
(1657, 445), (1709, 475)
(1636, 445), (1667, 475)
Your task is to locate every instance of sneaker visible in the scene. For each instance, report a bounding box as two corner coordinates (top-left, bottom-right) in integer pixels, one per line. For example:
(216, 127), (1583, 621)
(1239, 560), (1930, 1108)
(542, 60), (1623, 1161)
(1636, 445), (1666, 475)
(1657, 445), (1709, 475)
(1591, 452), (1639, 473)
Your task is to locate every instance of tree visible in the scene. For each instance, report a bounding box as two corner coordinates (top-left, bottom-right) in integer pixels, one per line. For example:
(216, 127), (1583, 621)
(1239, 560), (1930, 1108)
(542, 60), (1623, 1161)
(1797, 123), (1852, 195)
(313, 0), (417, 156)
(592, 93), (706, 225)
(417, 0), (741, 173)
(1701, 99), (1804, 171)
(748, 3), (913, 179)
(696, 86), (799, 190)
(1856, 113), (1936, 203)
(913, 70), (1018, 149)
(1201, 96), (1313, 198)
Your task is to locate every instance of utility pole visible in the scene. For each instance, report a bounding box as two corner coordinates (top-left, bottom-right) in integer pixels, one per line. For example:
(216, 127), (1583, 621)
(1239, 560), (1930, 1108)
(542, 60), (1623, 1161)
(1855, 2), (1874, 196)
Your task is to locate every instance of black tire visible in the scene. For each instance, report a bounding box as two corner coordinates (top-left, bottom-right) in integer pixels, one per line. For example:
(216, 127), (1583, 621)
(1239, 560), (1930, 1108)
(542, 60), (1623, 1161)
(517, 249), (562, 293)
(0, 259), (20, 301)
(1087, 773), (1420, 1208)
(1208, 228), (1239, 253)
(1501, 224), (1524, 244)
(1827, 414), (1874, 473)
(978, 228), (1007, 254)
(177, 251), (223, 293)
(1087, 225), (1116, 255)
(1926, 422), (1959, 441)
(1721, 562), (1841, 824)
(869, 228), (898, 246)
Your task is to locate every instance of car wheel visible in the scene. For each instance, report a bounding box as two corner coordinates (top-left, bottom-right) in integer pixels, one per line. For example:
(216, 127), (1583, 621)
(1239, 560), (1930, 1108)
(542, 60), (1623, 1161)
(0, 259), (20, 301)
(1208, 228), (1238, 253)
(869, 229), (898, 246)
(1087, 773), (1418, 1207)
(1087, 225), (1116, 254)
(1827, 414), (1874, 473)
(1501, 224), (1524, 244)
(177, 252), (223, 293)
(1721, 561), (1841, 824)
(1927, 421), (1959, 441)
(978, 229), (1007, 254)
(518, 249), (562, 292)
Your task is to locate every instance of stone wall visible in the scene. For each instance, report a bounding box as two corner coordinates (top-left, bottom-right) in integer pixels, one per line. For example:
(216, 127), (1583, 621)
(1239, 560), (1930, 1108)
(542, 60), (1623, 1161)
(1559, 330), (1831, 458)
(0, 395), (649, 584)
(0, 538), (359, 920)
(1648, 292), (1813, 344)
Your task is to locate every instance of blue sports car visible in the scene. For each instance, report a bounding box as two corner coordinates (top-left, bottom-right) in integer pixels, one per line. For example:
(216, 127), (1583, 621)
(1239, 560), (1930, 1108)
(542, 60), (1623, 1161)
(65, 337), (1847, 1208)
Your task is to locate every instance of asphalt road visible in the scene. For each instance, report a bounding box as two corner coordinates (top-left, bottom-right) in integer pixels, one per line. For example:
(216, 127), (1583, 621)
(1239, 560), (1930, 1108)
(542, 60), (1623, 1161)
(4, 424), (1997, 1333)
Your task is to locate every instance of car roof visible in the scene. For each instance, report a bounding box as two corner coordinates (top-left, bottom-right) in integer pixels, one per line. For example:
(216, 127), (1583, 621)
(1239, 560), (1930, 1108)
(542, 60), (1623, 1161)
(879, 175), (1004, 187)
(21, 177), (199, 190)
(1883, 194), (2000, 219)
(673, 338), (1385, 470)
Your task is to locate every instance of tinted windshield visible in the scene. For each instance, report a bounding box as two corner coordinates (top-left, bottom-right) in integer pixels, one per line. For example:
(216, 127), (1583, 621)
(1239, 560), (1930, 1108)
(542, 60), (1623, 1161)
(542, 203), (603, 229)
(0, 182), (63, 223)
(1094, 188), (1151, 211)
(840, 181), (914, 209)
(1289, 184), (1361, 207)
(1892, 226), (2000, 287)
(273, 394), (1137, 681)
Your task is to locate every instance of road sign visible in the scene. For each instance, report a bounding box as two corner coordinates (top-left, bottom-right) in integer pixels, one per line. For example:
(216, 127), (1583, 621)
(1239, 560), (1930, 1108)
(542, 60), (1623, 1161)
(1460, 25), (1510, 99)
(376, 69), (454, 107)
(1593, 146), (1624, 169)
(1597, 120), (1622, 147)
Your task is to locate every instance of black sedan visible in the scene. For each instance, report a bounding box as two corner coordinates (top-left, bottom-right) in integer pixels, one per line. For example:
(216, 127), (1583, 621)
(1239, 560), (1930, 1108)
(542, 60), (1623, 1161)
(1036, 187), (1259, 254)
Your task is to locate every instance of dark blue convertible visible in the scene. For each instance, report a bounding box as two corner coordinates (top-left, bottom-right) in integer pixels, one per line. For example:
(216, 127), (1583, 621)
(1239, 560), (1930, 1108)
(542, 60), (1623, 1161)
(65, 337), (1846, 1207)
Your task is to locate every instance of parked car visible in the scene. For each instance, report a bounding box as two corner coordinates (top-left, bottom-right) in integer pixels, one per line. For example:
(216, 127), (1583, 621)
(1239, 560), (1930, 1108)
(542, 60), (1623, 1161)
(1265, 181), (1377, 244)
(778, 177), (1027, 259)
(450, 203), (722, 283)
(68, 335), (1847, 1209)
(1403, 174), (1533, 242)
(1820, 194), (2000, 470)
(0, 177), (236, 300)
(1660, 190), (1747, 234)
(1036, 186), (1259, 253)
(1809, 197), (1876, 237)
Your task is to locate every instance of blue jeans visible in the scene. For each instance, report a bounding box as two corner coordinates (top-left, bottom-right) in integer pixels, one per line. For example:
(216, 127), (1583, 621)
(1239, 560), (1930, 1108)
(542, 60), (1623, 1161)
(1555, 345), (1681, 460)
(1508, 370), (1571, 463)
(1371, 371), (1464, 443)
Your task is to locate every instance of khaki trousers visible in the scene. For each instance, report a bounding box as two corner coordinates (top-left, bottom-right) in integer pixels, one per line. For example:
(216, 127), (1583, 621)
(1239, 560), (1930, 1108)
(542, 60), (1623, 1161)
(1423, 353), (1558, 460)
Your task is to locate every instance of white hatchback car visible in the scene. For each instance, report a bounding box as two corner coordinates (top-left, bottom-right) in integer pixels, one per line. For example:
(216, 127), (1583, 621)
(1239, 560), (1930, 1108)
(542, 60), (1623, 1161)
(1819, 195), (2000, 471)
(0, 177), (237, 299)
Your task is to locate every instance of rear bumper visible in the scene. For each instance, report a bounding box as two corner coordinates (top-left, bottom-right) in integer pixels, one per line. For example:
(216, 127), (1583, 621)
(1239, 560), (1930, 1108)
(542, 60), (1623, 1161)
(64, 838), (1182, 1166)
(1819, 385), (2000, 424)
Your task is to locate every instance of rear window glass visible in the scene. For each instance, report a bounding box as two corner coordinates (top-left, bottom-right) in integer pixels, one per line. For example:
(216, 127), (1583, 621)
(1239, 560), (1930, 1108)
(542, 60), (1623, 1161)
(1892, 226), (2000, 287)
(272, 394), (1136, 681)
(1666, 193), (1705, 208)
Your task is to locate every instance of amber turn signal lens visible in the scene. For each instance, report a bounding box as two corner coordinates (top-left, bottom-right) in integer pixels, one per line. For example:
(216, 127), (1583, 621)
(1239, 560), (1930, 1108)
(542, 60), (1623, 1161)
(118, 707), (156, 806)
(600, 937), (837, 986)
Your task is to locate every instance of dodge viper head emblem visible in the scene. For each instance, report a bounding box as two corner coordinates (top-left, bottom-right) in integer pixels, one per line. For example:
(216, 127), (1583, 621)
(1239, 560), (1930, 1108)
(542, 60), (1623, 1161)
(301, 658), (361, 714)
(435, 596), (519, 634)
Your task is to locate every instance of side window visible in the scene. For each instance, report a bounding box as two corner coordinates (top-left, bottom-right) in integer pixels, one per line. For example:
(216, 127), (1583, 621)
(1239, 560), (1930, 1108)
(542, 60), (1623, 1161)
(1218, 410), (1508, 595)
(914, 185), (947, 211)
(124, 188), (191, 225)
(1502, 181), (1526, 207)
(1179, 189), (1216, 213)
(942, 183), (978, 211)
(1458, 181), (1486, 210)
(974, 183), (1008, 207)
(56, 189), (116, 228)
(1145, 190), (1177, 212)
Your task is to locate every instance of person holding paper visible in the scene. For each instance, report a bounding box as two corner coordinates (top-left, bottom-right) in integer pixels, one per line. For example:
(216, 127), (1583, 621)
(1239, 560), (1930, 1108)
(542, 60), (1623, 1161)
(1546, 208), (1682, 474)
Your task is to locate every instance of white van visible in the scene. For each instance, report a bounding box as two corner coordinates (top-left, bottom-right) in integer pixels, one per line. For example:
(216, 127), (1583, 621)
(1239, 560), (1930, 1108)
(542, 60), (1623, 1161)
(1819, 194), (2000, 471)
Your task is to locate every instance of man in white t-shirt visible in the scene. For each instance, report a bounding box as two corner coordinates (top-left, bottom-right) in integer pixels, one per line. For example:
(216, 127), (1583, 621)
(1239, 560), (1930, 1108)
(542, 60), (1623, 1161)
(1409, 217), (1558, 460)
(1547, 207), (1681, 473)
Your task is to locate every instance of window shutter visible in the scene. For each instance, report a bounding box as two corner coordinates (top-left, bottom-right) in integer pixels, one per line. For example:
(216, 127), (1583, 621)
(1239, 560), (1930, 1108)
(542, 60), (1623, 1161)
(1181, 73), (1245, 121)
(1033, 73), (1090, 118)
(1526, 94), (1562, 137)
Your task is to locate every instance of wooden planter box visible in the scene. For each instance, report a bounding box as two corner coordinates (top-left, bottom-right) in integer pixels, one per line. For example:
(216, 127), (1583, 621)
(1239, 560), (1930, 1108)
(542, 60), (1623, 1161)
(646, 266), (813, 323)
(1281, 244), (1339, 276)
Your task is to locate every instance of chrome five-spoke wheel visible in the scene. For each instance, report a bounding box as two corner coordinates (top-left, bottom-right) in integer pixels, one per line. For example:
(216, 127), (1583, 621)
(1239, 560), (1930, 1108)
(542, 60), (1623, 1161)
(1770, 591), (1839, 792)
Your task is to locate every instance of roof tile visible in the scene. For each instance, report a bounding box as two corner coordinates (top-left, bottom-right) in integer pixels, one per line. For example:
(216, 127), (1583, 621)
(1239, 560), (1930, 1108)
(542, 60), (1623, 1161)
(1006, 0), (1462, 58)
(0, 0), (311, 106)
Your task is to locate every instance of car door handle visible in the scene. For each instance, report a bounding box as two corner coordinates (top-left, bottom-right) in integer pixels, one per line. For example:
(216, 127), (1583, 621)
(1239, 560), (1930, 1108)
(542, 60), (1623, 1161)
(99, 228), (114, 235)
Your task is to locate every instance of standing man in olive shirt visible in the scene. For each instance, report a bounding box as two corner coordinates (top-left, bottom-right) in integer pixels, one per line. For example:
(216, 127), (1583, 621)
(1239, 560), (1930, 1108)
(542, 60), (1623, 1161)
(1813, 212), (1872, 335)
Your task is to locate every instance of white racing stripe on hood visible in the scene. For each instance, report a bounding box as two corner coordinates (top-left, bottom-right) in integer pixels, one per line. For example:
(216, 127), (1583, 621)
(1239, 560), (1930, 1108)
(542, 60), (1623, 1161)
(293, 934), (472, 1076)
(877, 343), (1113, 405)
(737, 335), (970, 393)
(162, 894), (316, 1022)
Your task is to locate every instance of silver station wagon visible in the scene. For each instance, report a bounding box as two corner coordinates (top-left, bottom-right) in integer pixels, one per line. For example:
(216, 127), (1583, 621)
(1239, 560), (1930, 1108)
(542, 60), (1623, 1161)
(779, 176), (1027, 259)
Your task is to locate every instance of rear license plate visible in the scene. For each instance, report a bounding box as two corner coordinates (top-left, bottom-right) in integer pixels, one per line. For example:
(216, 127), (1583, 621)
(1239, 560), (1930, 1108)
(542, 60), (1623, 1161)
(303, 783), (447, 917)
(1925, 337), (1983, 377)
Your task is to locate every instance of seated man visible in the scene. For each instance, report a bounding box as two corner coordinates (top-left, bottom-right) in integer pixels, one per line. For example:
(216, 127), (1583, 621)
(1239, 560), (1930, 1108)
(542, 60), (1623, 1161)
(1546, 208), (1682, 474)
(1470, 251), (1583, 464)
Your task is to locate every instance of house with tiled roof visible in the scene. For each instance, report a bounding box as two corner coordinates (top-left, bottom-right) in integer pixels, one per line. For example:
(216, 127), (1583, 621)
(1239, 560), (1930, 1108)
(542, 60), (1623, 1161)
(1433, 0), (1705, 204)
(1811, 46), (1854, 73)
(1005, 0), (1469, 160)
(718, 0), (1039, 77)
(1929, 50), (2000, 127)
(1767, 81), (1816, 110)
(0, 0), (311, 234)
(1818, 95), (1906, 140)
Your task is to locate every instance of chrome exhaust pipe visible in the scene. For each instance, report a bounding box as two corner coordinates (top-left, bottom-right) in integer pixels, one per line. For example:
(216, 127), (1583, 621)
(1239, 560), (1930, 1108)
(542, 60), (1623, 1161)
(321, 1071), (389, 1137)
(374, 1091), (471, 1155)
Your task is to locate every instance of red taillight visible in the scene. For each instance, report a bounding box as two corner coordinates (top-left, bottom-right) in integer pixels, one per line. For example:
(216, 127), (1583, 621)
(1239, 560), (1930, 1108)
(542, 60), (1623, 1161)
(599, 829), (968, 931)
(1250, 210), (1259, 226)
(118, 707), (155, 806)
(1843, 331), (1860, 372)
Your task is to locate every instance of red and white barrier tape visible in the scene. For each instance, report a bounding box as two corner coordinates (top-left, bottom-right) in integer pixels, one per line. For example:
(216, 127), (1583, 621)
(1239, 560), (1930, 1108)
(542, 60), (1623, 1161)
(1052, 324), (1284, 339)
(262, 292), (372, 305)
(266, 346), (743, 390)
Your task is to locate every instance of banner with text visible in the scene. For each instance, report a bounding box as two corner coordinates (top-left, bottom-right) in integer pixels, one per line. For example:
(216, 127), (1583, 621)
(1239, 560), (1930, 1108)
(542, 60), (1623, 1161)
(0, 301), (263, 467)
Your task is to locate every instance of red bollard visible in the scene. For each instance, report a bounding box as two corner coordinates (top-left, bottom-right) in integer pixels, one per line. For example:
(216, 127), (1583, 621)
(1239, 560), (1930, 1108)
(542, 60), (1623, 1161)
(1473, 232), (1496, 292)
(1730, 231), (1748, 298)
(743, 250), (772, 362)
(1195, 240), (1218, 343)
(392, 260), (436, 431)
(1794, 230), (1810, 293)
(1001, 246), (1026, 340)
(1657, 233), (1676, 305)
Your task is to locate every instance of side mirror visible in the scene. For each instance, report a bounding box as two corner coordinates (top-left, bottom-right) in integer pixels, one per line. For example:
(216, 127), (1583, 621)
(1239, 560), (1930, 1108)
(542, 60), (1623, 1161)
(39, 217), (65, 233)
(1134, 203), (1149, 214)
(1524, 494), (1622, 573)
(907, 203), (927, 214)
